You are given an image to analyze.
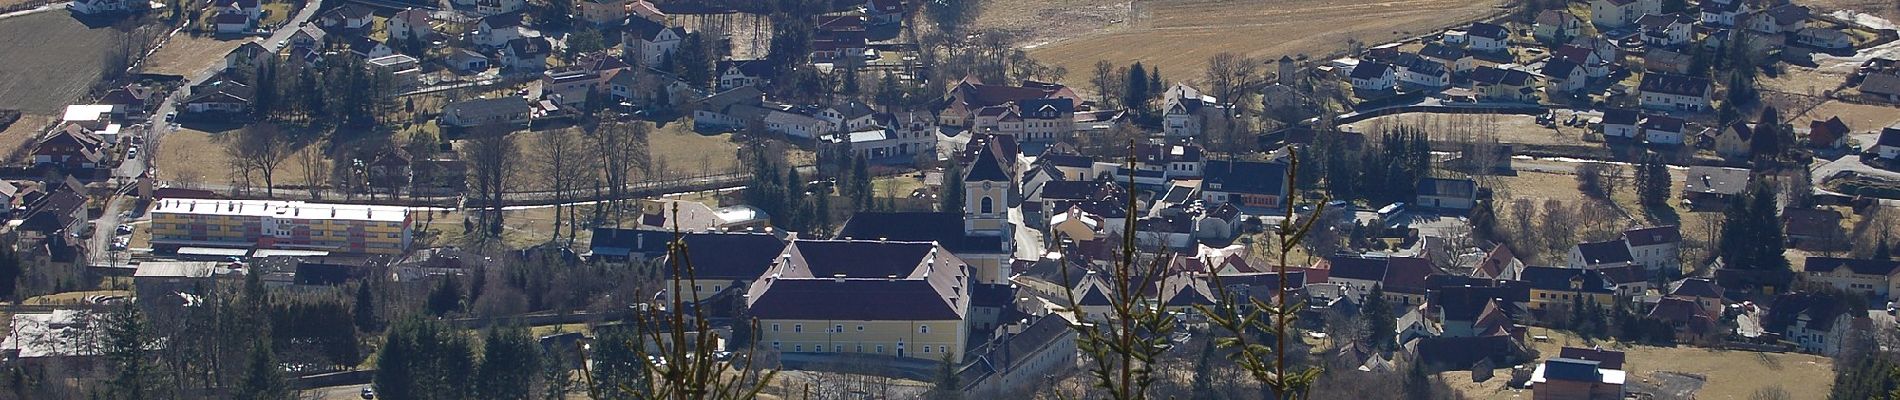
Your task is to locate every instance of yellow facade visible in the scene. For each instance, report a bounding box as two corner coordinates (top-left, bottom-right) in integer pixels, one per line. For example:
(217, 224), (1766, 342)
(1527, 289), (1615, 311)
(149, 200), (412, 255)
(758, 319), (968, 361)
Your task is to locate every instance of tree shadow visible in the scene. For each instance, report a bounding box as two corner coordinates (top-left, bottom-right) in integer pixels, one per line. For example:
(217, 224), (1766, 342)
(1642, 203), (1680, 226)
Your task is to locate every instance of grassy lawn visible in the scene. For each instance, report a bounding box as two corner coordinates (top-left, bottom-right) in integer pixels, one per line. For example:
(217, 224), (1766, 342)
(1442, 329), (1834, 400)
(1794, 100), (1900, 136)
(22, 290), (133, 306)
(259, 2), (291, 29)
(1344, 112), (1589, 148)
(0, 113), (55, 163)
(144, 34), (249, 76)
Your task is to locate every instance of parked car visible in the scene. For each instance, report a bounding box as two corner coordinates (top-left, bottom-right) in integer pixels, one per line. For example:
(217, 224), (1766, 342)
(164, 112), (176, 122)
(116, 224), (132, 235)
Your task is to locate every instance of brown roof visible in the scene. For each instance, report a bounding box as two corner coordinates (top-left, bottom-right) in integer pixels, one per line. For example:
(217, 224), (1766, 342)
(1809, 116), (1850, 146)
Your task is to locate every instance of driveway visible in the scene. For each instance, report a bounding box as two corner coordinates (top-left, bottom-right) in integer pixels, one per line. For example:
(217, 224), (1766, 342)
(1809, 132), (1900, 184)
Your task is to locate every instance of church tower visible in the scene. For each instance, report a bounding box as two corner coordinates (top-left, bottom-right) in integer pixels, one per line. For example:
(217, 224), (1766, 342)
(962, 136), (1011, 237)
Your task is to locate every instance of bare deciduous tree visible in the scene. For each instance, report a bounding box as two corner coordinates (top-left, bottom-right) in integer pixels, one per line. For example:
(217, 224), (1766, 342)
(592, 121), (651, 226)
(1203, 52), (1259, 115)
(294, 140), (329, 200)
(466, 125), (519, 238)
(535, 128), (589, 241)
(225, 123), (292, 197)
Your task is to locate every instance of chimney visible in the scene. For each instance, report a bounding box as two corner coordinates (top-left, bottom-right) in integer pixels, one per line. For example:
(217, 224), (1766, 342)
(886, 274), (898, 280)
(833, 273), (846, 283)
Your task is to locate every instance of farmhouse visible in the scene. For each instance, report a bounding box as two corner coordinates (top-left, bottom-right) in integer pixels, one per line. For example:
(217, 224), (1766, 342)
(763, 110), (832, 139)
(937, 76), (1080, 127)
(1700, 0), (1744, 26)
(715, 60), (772, 91)
(1542, 60), (1587, 94)
(1200, 160), (1289, 212)
(32, 125), (108, 169)
(439, 97), (530, 128)
(1349, 61), (1397, 93)
(1643, 49), (1694, 75)
(746, 239), (973, 360)
(500, 37), (552, 73)
(1713, 121), (1753, 158)
(625, 17), (687, 66)
(1802, 257), (1900, 301)
(1807, 116), (1849, 150)
(1876, 123), (1900, 160)
(388, 8), (435, 42)
(181, 78), (253, 115)
(1638, 72), (1711, 112)
(811, 15), (869, 61)
(1622, 225), (1681, 273)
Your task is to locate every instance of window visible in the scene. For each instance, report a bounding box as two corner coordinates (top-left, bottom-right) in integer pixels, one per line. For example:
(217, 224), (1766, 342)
(772, 341), (780, 349)
(857, 325), (864, 331)
(772, 324), (780, 332)
(857, 345), (864, 352)
(794, 345), (802, 352)
(694, 285), (703, 292)
(980, 197), (994, 214)
(835, 345), (843, 352)
(834, 325), (843, 333)
(794, 324), (802, 333)
(919, 325), (929, 334)
(923, 346), (931, 353)
(876, 345), (884, 353)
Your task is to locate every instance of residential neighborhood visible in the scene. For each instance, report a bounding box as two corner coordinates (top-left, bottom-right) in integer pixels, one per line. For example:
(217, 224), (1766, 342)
(0, 0), (1896, 398)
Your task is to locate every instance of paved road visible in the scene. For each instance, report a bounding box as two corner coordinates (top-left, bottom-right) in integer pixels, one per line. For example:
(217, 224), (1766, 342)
(1811, 132), (1900, 184)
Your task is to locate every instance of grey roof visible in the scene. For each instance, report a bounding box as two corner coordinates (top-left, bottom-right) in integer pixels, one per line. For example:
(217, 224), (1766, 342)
(1640, 114), (1684, 132)
(1558, 347), (1625, 370)
(1202, 160), (1288, 196)
(1639, 72), (1711, 97)
(1350, 61), (1393, 79)
(1545, 358), (1605, 382)
(1682, 166), (1750, 196)
(1803, 257), (1900, 276)
(1542, 60), (1582, 80)
(1879, 123), (1900, 147)
(1466, 22), (1508, 39)
(1668, 278), (1723, 298)
(1576, 239), (1633, 265)
(1419, 43), (1467, 61)
(1623, 225), (1680, 247)
(1602, 109), (1639, 125)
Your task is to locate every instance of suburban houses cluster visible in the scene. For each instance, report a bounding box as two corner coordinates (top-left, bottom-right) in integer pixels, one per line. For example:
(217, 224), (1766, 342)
(4, 0), (1900, 397)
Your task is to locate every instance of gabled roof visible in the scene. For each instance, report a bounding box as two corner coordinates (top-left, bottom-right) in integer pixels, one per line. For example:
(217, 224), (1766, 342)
(1637, 13), (1690, 29)
(1472, 244), (1520, 279)
(1349, 61), (1394, 79)
(669, 232), (788, 281)
(1202, 160), (1287, 195)
(1809, 116), (1850, 145)
(963, 137), (1011, 182)
(1470, 66), (1535, 87)
(1602, 109), (1640, 125)
(1558, 347), (1626, 370)
(1575, 239), (1633, 265)
(1639, 72), (1712, 97)
(1536, 10), (1577, 26)
(1419, 43), (1467, 61)
(1325, 255), (1388, 281)
(1466, 22), (1508, 39)
(1640, 114), (1684, 132)
(1863, 72), (1900, 96)
(746, 240), (968, 321)
(1519, 266), (1615, 294)
(1542, 60), (1582, 79)
(480, 11), (524, 29)
(717, 59), (773, 78)
(836, 212), (1006, 254)
(1623, 225), (1680, 247)
(1876, 122), (1900, 147)
(1803, 257), (1900, 276)
(1416, 177), (1476, 197)
(505, 37), (551, 57)
(1756, 4), (1810, 25)
(1667, 278), (1723, 298)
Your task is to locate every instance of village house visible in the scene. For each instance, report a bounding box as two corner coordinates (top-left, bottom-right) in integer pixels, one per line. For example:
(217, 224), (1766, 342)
(1393, 53), (1452, 88)
(746, 239), (973, 360)
(316, 4), (374, 33)
(1534, 10), (1583, 42)
(1601, 109), (1640, 139)
(715, 60), (772, 91)
(690, 86), (767, 132)
(1419, 43), (1474, 73)
(1639, 114), (1686, 145)
(1162, 83), (1218, 139)
(1470, 244), (1527, 281)
(811, 15), (869, 61)
(1796, 27), (1854, 50)
(388, 8), (435, 43)
(1713, 121), (1754, 158)
(1876, 123), (1900, 160)
(439, 97), (530, 128)
(1862, 70), (1900, 103)
(763, 110), (832, 139)
(1520, 266), (1618, 311)
(1349, 61), (1398, 93)
(1415, 177), (1477, 211)
(1589, 0), (1645, 28)
(1766, 291), (1858, 355)
(289, 25), (326, 51)
(367, 55), (422, 88)
(215, 0), (261, 32)
(215, 12), (255, 34)
(222, 41), (270, 75)
(1801, 257), (1900, 301)
(1746, 4), (1810, 34)
(1427, 280), (1530, 338)
(32, 124), (108, 169)
(1681, 166), (1750, 207)
(1322, 254), (1436, 307)
(1807, 116), (1850, 150)
(624, 16), (687, 66)
(1553, 45), (1613, 79)
(473, 12), (537, 48)
(448, 48), (490, 73)
(937, 77), (1080, 127)
(1201, 160), (1289, 212)
(577, 0), (629, 27)
(1637, 13), (1695, 48)
(1569, 239), (1635, 271)
(500, 37), (552, 73)
(1782, 207), (1846, 249)
(865, 0), (905, 25)
(1470, 66), (1538, 102)
(1638, 72), (1712, 112)
(1700, 0), (1745, 26)
(1464, 22), (1510, 53)
(1532, 357), (1627, 399)
(817, 101), (877, 133)
(1623, 225), (1681, 274)
(181, 78), (253, 115)
(350, 37), (394, 59)
(1543, 59), (1589, 95)
(474, 0), (526, 16)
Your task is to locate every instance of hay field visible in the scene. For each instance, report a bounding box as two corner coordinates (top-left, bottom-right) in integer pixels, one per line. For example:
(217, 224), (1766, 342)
(0, 11), (124, 113)
(1018, 0), (1507, 80)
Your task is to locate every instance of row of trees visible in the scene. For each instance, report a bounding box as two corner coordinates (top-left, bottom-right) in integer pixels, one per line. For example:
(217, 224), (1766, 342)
(1312, 126), (1433, 204)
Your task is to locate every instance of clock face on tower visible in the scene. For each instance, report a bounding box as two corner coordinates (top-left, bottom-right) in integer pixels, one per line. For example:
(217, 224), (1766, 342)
(982, 182), (992, 190)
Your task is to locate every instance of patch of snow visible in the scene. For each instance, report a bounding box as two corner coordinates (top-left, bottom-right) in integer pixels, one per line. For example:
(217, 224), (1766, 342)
(1813, 11), (1900, 74)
